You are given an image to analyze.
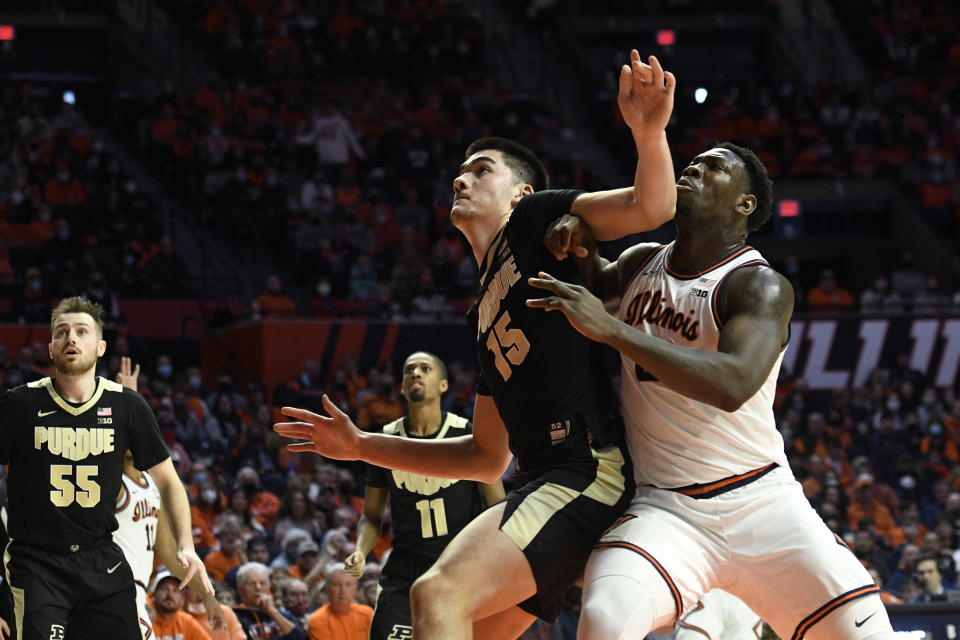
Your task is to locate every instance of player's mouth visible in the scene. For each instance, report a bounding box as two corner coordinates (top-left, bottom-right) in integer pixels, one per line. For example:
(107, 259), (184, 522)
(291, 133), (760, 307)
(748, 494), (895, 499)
(676, 178), (696, 191)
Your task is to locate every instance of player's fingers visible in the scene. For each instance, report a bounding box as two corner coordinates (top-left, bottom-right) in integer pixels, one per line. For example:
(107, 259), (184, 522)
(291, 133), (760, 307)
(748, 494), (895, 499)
(664, 71), (677, 95)
(132, 363), (141, 378)
(321, 393), (346, 418)
(631, 57), (654, 86)
(273, 423), (317, 439)
(287, 441), (319, 453)
(199, 570), (215, 595)
(526, 275), (562, 293)
(281, 406), (324, 422)
(649, 55), (665, 87)
(618, 64), (632, 98)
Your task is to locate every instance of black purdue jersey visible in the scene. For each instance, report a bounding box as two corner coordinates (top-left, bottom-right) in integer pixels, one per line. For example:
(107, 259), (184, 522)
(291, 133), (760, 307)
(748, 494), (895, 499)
(466, 189), (624, 474)
(0, 376), (169, 548)
(366, 413), (487, 560)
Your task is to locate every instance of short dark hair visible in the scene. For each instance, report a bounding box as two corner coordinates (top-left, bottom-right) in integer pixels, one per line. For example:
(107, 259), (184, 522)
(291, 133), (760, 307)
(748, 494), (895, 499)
(465, 137), (549, 192)
(51, 296), (104, 339)
(713, 142), (773, 232)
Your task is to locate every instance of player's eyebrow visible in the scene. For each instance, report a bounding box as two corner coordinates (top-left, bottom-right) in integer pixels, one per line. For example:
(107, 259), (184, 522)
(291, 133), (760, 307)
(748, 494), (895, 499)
(459, 156), (497, 172)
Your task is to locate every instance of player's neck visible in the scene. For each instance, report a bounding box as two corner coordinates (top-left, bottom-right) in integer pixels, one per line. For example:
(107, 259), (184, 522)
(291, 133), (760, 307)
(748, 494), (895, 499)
(670, 229), (745, 275)
(53, 369), (98, 403)
(406, 402), (443, 437)
(460, 215), (509, 268)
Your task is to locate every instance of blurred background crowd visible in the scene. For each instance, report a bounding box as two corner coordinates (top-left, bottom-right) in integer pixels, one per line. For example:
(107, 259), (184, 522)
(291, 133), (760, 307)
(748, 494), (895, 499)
(1, 0), (960, 637)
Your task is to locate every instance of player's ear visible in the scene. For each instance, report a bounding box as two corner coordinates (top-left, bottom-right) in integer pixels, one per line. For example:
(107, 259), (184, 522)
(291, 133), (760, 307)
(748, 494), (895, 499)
(736, 193), (756, 217)
(510, 183), (534, 208)
(439, 379), (449, 394)
(97, 340), (107, 358)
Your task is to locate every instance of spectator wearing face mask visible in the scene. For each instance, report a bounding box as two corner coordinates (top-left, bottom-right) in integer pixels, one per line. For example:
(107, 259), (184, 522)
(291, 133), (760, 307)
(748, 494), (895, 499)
(43, 161), (87, 207)
(9, 267), (49, 324)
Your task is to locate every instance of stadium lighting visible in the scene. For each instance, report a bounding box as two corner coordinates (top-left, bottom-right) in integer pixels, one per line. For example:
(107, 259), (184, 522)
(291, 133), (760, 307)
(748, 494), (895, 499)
(62, 91), (76, 105)
(656, 29), (675, 46)
(0, 25), (14, 41)
(778, 200), (801, 217)
(694, 88), (708, 104)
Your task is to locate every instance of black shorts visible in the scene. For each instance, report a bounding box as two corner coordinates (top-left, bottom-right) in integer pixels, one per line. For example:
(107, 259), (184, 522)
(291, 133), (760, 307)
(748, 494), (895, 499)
(369, 551), (435, 640)
(499, 444), (634, 621)
(4, 538), (140, 640)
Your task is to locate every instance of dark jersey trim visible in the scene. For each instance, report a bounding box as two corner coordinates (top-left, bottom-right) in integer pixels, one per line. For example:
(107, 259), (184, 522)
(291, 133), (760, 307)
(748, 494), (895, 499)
(665, 245), (756, 281)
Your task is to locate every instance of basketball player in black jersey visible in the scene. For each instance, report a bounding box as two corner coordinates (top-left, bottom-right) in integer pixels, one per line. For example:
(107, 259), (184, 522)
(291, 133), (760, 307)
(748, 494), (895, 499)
(344, 351), (504, 640)
(0, 297), (213, 639)
(275, 51), (676, 639)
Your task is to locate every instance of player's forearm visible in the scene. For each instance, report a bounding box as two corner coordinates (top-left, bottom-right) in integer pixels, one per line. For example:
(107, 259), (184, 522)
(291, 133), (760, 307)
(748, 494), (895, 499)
(356, 432), (505, 483)
(354, 515), (383, 558)
(603, 320), (758, 412)
(156, 479), (197, 552)
(631, 129), (676, 230)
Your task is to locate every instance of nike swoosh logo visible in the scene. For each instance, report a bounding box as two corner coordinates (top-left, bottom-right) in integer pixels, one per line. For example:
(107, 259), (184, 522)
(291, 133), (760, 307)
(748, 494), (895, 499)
(854, 611), (877, 627)
(37, 410), (56, 417)
(107, 562), (123, 574)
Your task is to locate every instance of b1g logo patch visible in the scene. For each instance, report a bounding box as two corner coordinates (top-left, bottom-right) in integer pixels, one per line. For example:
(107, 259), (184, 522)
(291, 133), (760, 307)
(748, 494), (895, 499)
(49, 625), (65, 640)
(387, 625), (413, 640)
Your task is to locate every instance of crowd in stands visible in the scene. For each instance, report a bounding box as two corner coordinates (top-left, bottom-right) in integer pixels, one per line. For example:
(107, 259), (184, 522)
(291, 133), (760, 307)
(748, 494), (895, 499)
(0, 82), (191, 324)
(109, 0), (605, 322)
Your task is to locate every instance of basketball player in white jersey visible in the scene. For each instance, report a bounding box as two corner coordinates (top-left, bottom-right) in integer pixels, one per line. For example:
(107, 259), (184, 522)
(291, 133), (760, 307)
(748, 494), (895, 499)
(113, 358), (223, 638)
(675, 589), (763, 640)
(527, 138), (895, 638)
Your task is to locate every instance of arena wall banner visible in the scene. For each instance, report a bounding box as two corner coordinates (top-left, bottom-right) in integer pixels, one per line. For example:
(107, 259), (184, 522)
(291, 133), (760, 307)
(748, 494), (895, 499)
(783, 315), (960, 389)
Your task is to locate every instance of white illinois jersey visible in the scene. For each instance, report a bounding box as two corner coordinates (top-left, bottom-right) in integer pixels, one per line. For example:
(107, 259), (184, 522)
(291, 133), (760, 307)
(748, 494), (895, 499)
(617, 243), (789, 488)
(114, 470), (161, 588)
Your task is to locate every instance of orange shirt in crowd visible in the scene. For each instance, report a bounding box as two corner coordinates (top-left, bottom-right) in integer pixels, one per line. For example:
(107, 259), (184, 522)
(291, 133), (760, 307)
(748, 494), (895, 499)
(187, 603), (247, 640)
(306, 603), (373, 640)
(152, 611), (213, 640)
(204, 549), (243, 582)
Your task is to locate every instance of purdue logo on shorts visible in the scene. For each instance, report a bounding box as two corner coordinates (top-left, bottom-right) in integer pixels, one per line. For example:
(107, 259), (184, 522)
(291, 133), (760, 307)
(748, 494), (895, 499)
(387, 625), (413, 640)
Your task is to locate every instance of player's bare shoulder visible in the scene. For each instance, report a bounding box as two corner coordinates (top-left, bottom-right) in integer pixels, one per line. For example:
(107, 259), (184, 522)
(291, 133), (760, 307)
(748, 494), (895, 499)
(616, 242), (664, 291)
(723, 263), (795, 326)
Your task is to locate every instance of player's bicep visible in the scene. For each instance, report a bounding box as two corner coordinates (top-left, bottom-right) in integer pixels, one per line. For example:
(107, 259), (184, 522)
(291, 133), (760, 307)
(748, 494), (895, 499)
(717, 268), (793, 388)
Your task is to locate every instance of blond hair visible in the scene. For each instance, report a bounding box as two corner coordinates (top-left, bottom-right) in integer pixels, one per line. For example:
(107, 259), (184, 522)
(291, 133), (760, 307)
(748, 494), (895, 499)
(50, 296), (105, 339)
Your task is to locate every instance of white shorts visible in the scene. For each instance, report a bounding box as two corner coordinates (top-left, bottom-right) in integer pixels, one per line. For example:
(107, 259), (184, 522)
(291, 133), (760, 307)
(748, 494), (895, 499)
(675, 589), (763, 639)
(592, 466), (879, 639)
(135, 584), (153, 640)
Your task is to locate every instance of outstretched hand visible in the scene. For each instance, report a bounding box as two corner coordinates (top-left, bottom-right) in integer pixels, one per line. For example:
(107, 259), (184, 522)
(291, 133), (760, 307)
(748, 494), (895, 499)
(618, 50), (676, 136)
(544, 214), (596, 262)
(273, 395), (362, 460)
(115, 357), (140, 392)
(526, 272), (615, 343)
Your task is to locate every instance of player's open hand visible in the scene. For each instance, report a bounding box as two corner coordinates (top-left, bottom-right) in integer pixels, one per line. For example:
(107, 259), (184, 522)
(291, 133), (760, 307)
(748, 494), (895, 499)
(178, 548), (215, 595)
(344, 550), (365, 578)
(618, 50), (676, 136)
(0, 616), (9, 639)
(527, 272), (615, 343)
(274, 395), (363, 460)
(544, 214), (596, 261)
(115, 356), (140, 392)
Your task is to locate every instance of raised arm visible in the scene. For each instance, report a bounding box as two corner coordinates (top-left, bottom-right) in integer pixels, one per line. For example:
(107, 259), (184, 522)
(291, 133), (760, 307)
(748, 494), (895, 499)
(569, 51), (676, 240)
(274, 394), (512, 484)
(527, 266), (793, 412)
